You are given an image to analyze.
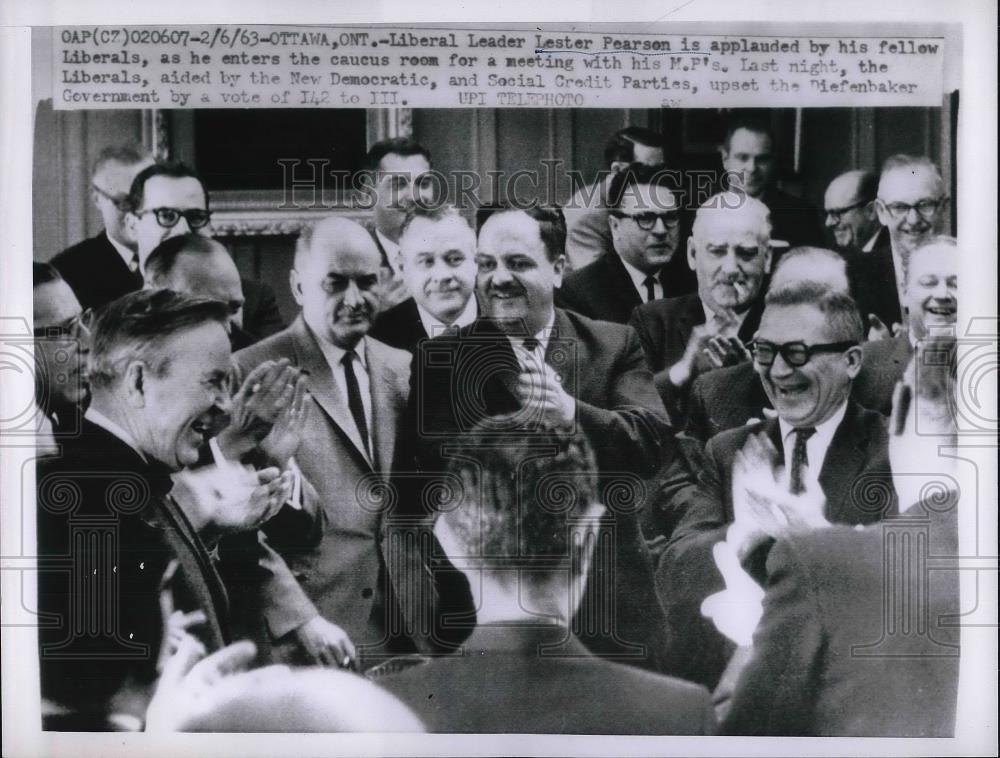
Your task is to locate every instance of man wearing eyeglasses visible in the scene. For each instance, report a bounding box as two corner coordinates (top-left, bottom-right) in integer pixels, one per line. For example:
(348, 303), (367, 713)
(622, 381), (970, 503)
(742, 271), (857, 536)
(854, 155), (949, 335)
(50, 146), (154, 312)
(655, 282), (895, 690)
(822, 170), (881, 258)
(557, 163), (693, 325)
(125, 160), (286, 341)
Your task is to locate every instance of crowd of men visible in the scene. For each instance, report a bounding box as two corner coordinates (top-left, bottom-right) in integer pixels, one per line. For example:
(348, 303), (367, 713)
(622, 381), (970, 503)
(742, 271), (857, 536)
(31, 118), (961, 736)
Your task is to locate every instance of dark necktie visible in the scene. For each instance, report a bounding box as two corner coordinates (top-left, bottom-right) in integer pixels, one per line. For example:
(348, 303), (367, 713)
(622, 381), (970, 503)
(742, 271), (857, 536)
(522, 337), (540, 353)
(342, 351), (370, 456)
(789, 427), (816, 495)
(129, 251), (143, 283)
(643, 275), (657, 303)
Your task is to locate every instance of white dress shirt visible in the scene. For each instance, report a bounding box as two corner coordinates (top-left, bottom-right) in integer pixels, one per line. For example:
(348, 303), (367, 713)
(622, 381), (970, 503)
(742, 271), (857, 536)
(506, 310), (557, 372)
(316, 336), (373, 459)
(777, 400), (848, 493)
(417, 297), (477, 339)
(107, 230), (140, 273)
(618, 254), (663, 303)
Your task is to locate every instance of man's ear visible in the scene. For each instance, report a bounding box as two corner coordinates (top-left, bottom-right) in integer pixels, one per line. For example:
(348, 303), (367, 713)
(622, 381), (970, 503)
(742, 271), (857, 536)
(289, 269), (304, 306)
(687, 236), (698, 272)
(123, 360), (148, 408)
(552, 254), (567, 288)
(844, 344), (864, 380)
(762, 245), (773, 275)
(863, 200), (878, 221)
(874, 199), (890, 226)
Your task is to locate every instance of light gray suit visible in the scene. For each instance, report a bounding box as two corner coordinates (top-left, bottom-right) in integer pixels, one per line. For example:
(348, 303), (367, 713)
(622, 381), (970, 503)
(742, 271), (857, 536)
(233, 316), (412, 661)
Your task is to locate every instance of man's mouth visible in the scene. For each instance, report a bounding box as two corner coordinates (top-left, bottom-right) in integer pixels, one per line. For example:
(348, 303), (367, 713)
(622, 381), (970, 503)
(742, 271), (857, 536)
(926, 303), (956, 317)
(490, 290), (523, 300)
(773, 381), (810, 398)
(190, 419), (213, 440)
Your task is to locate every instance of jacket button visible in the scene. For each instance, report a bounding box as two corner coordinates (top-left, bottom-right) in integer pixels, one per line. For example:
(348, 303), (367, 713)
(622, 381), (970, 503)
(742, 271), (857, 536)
(361, 588), (373, 599)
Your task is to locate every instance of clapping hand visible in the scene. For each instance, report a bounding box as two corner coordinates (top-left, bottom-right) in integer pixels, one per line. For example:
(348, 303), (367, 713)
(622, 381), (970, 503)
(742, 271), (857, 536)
(260, 372), (311, 466)
(217, 359), (304, 459)
(517, 360), (576, 429)
(701, 540), (765, 646)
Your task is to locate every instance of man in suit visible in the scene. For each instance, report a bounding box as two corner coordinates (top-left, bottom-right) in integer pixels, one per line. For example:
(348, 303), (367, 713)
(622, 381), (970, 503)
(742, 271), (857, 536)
(822, 169), (880, 259)
(629, 191), (771, 424)
(656, 283), (897, 689)
(409, 206), (674, 671)
(370, 204), (477, 353)
(557, 163), (692, 324)
(853, 155), (949, 334)
(377, 419), (715, 735)
(563, 126), (667, 270)
(361, 138), (434, 310)
(233, 216), (416, 667)
(721, 338), (959, 735)
(719, 116), (822, 251)
(36, 290), (299, 728)
(125, 160), (285, 340)
(50, 146), (154, 311)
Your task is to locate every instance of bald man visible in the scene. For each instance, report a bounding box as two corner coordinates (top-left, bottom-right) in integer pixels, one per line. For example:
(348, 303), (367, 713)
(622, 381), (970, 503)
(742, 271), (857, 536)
(823, 170), (880, 255)
(232, 217), (416, 668)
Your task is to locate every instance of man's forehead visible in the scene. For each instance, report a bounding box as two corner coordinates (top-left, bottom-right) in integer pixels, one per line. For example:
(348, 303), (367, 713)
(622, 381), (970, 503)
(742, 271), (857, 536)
(478, 212), (544, 254)
(879, 166), (941, 200)
(695, 212), (766, 245)
(378, 152), (430, 174)
(728, 128), (772, 154)
(824, 175), (862, 206)
(909, 245), (957, 277)
(307, 240), (382, 274)
(759, 302), (827, 339)
(142, 175), (207, 207)
(619, 183), (678, 212)
(401, 216), (474, 254)
(98, 160), (151, 190)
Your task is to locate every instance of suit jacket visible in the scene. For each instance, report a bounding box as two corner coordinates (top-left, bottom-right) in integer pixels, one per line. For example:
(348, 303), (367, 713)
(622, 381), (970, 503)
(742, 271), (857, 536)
(376, 624), (716, 734)
(406, 309), (674, 671)
(50, 230), (142, 312)
(370, 297), (428, 353)
(759, 186), (824, 251)
(655, 400), (897, 688)
(233, 316), (414, 661)
(36, 418), (230, 721)
(556, 252), (696, 325)
(851, 228), (903, 328)
(722, 495), (959, 736)
(241, 279), (286, 340)
(563, 178), (613, 271)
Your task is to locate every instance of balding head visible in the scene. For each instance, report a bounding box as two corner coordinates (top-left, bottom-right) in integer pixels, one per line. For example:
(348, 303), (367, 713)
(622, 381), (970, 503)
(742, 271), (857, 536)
(291, 217), (384, 348)
(823, 170), (879, 250)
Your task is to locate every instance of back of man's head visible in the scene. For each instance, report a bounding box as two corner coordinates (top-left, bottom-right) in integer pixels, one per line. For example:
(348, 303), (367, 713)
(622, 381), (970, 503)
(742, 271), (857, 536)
(769, 246), (853, 296)
(603, 127), (665, 168)
(145, 234), (228, 287)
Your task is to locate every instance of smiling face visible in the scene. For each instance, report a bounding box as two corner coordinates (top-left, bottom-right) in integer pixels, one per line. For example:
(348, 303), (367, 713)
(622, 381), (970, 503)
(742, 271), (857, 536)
(292, 220), (383, 349)
(33, 278), (90, 409)
(129, 175), (210, 264)
(399, 214), (476, 325)
(755, 303), (861, 428)
(608, 183), (681, 274)
(688, 207), (771, 314)
(876, 165), (946, 258)
(823, 173), (879, 249)
(904, 241), (957, 339)
(476, 210), (565, 336)
(721, 128), (775, 198)
(134, 321), (232, 469)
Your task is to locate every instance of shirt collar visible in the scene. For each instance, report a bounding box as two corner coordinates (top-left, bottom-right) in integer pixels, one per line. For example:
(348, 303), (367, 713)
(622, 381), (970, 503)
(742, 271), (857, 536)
(85, 406), (149, 463)
(375, 229), (401, 275)
(105, 229), (138, 271)
(416, 296), (477, 338)
(861, 228), (882, 253)
(505, 309), (556, 358)
(777, 399), (849, 454)
(617, 254), (661, 300)
(315, 332), (369, 373)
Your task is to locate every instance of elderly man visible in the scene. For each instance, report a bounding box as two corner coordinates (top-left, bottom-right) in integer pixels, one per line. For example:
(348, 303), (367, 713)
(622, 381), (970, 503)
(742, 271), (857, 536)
(719, 116), (822, 250)
(362, 138), (434, 310)
(36, 290), (298, 728)
(557, 163), (692, 324)
(50, 146), (153, 310)
(370, 204), (478, 353)
(854, 155), (949, 333)
(563, 126), (668, 270)
(408, 206), (673, 671)
(823, 169), (880, 257)
(628, 192), (771, 424)
(378, 419), (715, 734)
(655, 283), (896, 689)
(232, 217), (416, 667)
(125, 161), (285, 340)
(721, 338), (959, 736)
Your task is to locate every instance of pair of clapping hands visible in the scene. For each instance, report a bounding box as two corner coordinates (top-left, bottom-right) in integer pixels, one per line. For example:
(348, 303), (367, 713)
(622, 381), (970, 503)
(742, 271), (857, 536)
(701, 432), (832, 646)
(671, 307), (751, 387)
(515, 353), (576, 429)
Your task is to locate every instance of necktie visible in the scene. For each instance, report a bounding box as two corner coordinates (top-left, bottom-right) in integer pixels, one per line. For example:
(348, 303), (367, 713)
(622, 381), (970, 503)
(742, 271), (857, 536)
(643, 275), (657, 303)
(522, 337), (540, 353)
(789, 427), (816, 495)
(342, 351), (370, 456)
(129, 251), (142, 282)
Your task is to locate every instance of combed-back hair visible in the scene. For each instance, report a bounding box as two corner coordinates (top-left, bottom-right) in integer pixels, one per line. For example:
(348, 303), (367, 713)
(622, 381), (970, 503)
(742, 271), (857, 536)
(364, 137), (431, 172)
(91, 145), (148, 178)
(144, 234), (228, 287)
(88, 289), (228, 390)
(606, 162), (678, 211)
(603, 126), (665, 166)
(478, 205), (567, 263)
(722, 113), (775, 151)
(126, 161), (206, 214)
(442, 416), (599, 586)
(33, 261), (63, 288)
(398, 202), (472, 241)
(764, 281), (864, 344)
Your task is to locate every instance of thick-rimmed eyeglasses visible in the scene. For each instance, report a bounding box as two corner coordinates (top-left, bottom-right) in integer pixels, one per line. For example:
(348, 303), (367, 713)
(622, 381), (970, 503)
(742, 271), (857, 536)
(34, 310), (92, 339)
(92, 184), (131, 212)
(611, 210), (681, 231)
(824, 199), (870, 222)
(133, 207), (212, 230)
(752, 339), (857, 367)
(877, 197), (948, 221)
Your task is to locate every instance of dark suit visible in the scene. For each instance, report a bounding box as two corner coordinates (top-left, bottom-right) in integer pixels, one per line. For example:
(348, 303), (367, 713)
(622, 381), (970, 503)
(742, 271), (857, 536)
(370, 297), (427, 353)
(50, 231), (141, 312)
(365, 221), (410, 310)
(556, 252), (696, 325)
(407, 309), (674, 671)
(36, 418), (230, 723)
(722, 495), (959, 736)
(851, 228), (903, 329)
(376, 623), (716, 734)
(233, 317), (415, 664)
(758, 186), (824, 251)
(656, 400), (897, 688)
(241, 279), (285, 340)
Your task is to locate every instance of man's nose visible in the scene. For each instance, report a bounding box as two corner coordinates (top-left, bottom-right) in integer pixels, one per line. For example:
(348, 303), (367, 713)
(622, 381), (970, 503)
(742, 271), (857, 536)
(491, 263), (513, 285)
(343, 280), (364, 306)
(650, 216), (668, 235)
(171, 216), (192, 236)
(824, 212), (838, 228)
(769, 351), (795, 378)
(213, 385), (233, 415)
(719, 250), (740, 274)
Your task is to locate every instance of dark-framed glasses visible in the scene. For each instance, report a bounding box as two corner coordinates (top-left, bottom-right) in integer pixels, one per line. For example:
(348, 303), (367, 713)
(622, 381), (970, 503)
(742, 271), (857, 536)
(134, 207), (212, 230)
(878, 197), (947, 221)
(34, 309), (93, 339)
(611, 210), (681, 231)
(824, 199), (870, 222)
(91, 184), (131, 212)
(752, 339), (858, 367)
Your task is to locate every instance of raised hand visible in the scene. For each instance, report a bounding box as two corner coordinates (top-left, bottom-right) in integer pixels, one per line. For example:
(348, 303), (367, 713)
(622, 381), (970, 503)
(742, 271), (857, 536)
(516, 360), (576, 429)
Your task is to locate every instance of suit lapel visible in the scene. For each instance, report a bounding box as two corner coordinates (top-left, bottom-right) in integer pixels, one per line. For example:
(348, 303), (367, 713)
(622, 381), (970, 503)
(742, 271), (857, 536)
(547, 310), (579, 400)
(290, 317), (374, 468)
(366, 340), (400, 474)
(677, 294), (706, 355)
(604, 254), (642, 315)
(818, 401), (869, 520)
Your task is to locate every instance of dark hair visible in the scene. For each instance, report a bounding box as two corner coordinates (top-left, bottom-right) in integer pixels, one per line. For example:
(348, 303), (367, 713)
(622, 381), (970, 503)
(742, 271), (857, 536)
(442, 416), (599, 584)
(606, 162), (675, 210)
(398, 203), (472, 241)
(144, 234), (229, 287)
(765, 281), (864, 344)
(481, 205), (567, 263)
(722, 114), (775, 152)
(603, 126), (665, 166)
(91, 145), (148, 178)
(33, 261), (63, 288)
(88, 289), (228, 390)
(364, 138), (431, 173)
(126, 161), (206, 215)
